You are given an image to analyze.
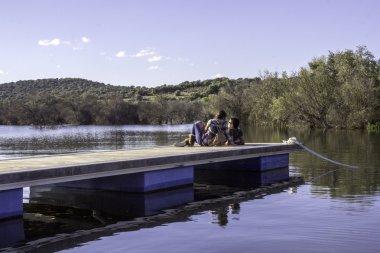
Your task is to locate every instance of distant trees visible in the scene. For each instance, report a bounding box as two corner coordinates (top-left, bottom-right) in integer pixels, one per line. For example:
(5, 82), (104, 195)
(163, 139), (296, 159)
(96, 94), (139, 124)
(0, 95), (205, 126)
(137, 98), (207, 125)
(246, 72), (289, 125)
(279, 46), (380, 128)
(209, 46), (380, 129)
(21, 94), (67, 125)
(210, 82), (251, 124)
(0, 46), (379, 128)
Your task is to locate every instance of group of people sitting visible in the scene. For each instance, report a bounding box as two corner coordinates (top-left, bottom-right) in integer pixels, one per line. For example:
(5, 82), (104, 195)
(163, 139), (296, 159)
(175, 110), (244, 147)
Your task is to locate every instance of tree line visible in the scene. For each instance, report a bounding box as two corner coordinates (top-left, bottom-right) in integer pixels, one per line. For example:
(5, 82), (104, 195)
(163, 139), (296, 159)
(0, 94), (211, 125)
(213, 46), (380, 129)
(1, 46), (379, 128)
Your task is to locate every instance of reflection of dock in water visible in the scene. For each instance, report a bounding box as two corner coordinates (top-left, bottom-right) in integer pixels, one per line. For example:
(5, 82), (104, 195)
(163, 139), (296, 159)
(195, 167), (290, 188)
(1, 185), (194, 249)
(28, 185), (194, 217)
(0, 143), (301, 250)
(3, 177), (303, 252)
(0, 218), (24, 249)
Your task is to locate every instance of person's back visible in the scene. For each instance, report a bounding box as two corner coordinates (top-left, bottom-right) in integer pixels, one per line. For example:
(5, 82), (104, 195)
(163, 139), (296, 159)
(203, 110), (228, 146)
(227, 117), (244, 145)
(173, 110), (228, 147)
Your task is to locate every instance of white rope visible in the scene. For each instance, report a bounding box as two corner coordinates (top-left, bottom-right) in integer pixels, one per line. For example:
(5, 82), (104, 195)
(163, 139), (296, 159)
(283, 137), (359, 169)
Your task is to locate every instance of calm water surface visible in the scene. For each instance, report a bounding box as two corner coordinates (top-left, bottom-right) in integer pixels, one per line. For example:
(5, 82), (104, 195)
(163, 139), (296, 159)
(0, 125), (380, 253)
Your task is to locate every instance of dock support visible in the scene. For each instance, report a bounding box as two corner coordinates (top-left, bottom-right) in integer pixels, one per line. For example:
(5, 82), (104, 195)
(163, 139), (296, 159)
(0, 188), (23, 220)
(56, 166), (194, 193)
(195, 154), (290, 186)
(30, 185), (194, 217)
(196, 154), (289, 172)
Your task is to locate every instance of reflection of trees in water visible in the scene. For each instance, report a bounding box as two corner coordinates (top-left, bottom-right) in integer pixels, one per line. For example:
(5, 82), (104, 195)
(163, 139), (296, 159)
(0, 134), (101, 152)
(108, 131), (185, 147)
(293, 128), (380, 199)
(246, 125), (380, 199)
(210, 203), (241, 227)
(0, 129), (187, 155)
(243, 125), (289, 144)
(108, 130), (127, 149)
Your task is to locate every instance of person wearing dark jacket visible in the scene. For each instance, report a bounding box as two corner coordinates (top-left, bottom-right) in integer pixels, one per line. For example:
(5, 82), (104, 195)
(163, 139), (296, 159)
(227, 117), (244, 145)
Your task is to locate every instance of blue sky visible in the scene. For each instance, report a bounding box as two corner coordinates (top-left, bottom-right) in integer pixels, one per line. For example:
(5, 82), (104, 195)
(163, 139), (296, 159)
(0, 0), (379, 87)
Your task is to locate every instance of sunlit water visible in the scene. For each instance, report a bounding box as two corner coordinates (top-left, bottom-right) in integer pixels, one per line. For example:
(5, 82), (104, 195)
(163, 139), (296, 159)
(1, 125), (380, 253)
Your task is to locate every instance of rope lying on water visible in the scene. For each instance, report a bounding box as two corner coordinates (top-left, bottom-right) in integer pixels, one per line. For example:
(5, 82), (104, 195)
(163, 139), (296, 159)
(284, 137), (359, 181)
(283, 137), (359, 169)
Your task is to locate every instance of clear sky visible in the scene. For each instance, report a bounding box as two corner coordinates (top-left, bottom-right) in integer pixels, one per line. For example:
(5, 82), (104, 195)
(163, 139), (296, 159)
(1, 0), (379, 87)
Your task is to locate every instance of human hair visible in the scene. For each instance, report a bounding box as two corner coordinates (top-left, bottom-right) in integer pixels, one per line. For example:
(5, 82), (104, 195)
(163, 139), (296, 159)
(216, 110), (227, 120)
(230, 117), (240, 128)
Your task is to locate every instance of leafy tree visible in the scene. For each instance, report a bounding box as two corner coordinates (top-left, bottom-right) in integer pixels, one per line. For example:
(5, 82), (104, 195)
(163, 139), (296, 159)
(69, 94), (100, 125)
(211, 82), (250, 124)
(270, 46), (380, 129)
(247, 72), (288, 125)
(327, 46), (380, 128)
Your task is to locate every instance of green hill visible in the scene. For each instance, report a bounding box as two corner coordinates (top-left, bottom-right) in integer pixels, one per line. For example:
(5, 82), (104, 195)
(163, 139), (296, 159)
(0, 77), (259, 125)
(0, 77), (259, 102)
(0, 78), (125, 100)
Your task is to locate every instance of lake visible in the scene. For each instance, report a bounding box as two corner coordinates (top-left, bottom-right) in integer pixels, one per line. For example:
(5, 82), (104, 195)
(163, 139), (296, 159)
(0, 124), (380, 253)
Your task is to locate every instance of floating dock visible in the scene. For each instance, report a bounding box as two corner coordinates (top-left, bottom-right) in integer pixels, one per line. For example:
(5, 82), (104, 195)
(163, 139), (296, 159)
(0, 143), (300, 220)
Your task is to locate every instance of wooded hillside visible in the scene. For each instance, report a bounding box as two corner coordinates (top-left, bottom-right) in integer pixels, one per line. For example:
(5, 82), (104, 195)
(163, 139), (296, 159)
(1, 46), (379, 129)
(0, 77), (256, 101)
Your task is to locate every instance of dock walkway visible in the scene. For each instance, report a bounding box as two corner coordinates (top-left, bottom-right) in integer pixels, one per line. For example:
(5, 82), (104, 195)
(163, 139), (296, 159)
(0, 143), (301, 220)
(0, 143), (299, 191)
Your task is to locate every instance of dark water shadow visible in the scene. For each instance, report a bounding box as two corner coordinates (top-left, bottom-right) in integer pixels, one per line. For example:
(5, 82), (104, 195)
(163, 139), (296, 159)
(28, 185), (194, 218)
(0, 218), (24, 249)
(1, 177), (303, 253)
(195, 168), (290, 189)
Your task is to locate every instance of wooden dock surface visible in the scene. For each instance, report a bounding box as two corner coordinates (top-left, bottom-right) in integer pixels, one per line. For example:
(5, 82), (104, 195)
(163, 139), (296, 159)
(0, 143), (300, 190)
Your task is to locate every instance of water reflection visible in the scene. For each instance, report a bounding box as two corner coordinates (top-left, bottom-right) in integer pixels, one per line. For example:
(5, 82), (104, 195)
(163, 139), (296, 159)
(1, 124), (379, 199)
(210, 203), (240, 227)
(0, 125), (191, 158)
(28, 185), (194, 218)
(195, 168), (290, 187)
(0, 124), (379, 198)
(4, 180), (301, 252)
(0, 218), (24, 248)
(1, 125), (380, 252)
(283, 128), (380, 198)
(1, 185), (195, 249)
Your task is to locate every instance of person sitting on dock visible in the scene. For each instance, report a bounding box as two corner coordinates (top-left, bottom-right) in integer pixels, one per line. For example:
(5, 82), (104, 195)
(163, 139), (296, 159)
(175, 110), (229, 147)
(227, 117), (244, 145)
